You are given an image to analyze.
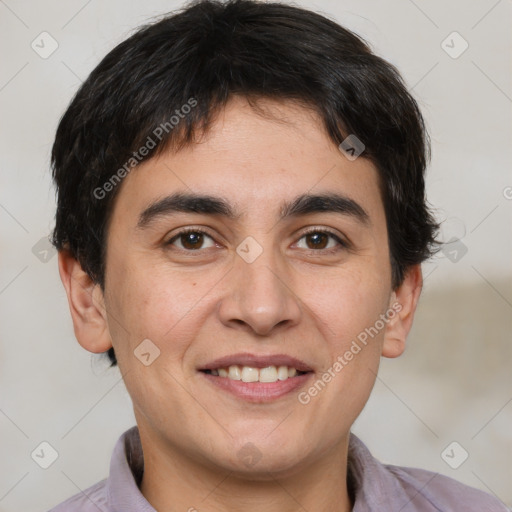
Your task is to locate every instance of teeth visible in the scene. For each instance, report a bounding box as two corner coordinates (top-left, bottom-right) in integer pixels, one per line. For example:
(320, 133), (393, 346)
(277, 365), (289, 380)
(210, 364), (304, 383)
(228, 365), (241, 380)
(241, 366), (259, 382)
(259, 366), (278, 382)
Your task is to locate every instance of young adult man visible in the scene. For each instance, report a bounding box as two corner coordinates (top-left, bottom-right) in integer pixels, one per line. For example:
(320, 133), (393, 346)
(48, 0), (507, 510)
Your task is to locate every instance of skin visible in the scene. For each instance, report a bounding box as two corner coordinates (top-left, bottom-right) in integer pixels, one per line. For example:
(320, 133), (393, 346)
(58, 96), (422, 512)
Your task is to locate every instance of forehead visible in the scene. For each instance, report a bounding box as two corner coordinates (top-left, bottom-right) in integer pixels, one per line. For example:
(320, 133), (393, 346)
(109, 97), (385, 229)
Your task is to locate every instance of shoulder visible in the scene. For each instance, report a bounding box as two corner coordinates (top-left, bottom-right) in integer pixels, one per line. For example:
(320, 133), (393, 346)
(47, 478), (108, 512)
(385, 463), (509, 512)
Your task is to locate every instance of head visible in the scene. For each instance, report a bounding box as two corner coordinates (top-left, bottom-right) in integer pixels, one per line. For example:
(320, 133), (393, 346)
(52, 0), (439, 478)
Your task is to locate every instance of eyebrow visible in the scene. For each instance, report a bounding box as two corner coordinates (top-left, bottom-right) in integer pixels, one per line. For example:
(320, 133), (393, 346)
(136, 191), (370, 229)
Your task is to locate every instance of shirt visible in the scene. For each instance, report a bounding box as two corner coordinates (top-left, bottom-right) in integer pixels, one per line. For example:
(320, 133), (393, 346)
(48, 425), (508, 511)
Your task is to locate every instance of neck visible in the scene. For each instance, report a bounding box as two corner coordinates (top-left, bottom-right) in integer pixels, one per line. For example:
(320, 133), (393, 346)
(137, 427), (354, 512)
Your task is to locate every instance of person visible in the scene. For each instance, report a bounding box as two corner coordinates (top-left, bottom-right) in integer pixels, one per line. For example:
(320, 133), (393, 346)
(47, 0), (507, 510)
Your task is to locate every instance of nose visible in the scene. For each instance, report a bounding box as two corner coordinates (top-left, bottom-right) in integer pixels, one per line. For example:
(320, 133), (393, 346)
(217, 244), (302, 336)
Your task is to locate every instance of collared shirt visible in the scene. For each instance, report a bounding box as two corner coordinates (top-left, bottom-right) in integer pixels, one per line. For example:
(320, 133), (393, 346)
(48, 425), (508, 511)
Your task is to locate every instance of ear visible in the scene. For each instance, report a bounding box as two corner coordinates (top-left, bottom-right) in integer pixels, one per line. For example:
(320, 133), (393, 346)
(58, 249), (112, 353)
(381, 264), (423, 358)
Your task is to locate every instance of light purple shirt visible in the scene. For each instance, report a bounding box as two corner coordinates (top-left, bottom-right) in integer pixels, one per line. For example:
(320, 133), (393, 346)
(48, 425), (508, 511)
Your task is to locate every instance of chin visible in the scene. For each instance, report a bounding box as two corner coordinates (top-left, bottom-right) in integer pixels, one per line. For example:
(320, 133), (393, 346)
(209, 437), (313, 479)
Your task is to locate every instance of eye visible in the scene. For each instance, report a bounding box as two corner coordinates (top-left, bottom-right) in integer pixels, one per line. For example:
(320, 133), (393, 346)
(295, 228), (348, 253)
(166, 228), (216, 251)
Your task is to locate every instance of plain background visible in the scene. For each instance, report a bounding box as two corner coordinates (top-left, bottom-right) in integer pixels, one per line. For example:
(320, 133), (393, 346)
(1, 0), (511, 510)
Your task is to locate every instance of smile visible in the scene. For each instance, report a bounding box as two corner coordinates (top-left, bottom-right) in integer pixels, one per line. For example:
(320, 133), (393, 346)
(198, 353), (314, 402)
(203, 365), (307, 383)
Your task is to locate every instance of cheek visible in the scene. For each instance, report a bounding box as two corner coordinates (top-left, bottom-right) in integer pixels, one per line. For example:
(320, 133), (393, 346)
(105, 256), (215, 362)
(302, 265), (390, 347)
(104, 262), (210, 425)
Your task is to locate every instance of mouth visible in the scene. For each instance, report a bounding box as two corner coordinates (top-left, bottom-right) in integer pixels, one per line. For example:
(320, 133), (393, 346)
(198, 353), (314, 402)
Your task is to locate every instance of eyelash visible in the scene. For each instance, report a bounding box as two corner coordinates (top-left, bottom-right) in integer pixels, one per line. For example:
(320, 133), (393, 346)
(166, 226), (349, 254)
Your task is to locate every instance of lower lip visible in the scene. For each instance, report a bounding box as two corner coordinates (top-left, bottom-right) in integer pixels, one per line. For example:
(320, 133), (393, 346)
(200, 372), (313, 403)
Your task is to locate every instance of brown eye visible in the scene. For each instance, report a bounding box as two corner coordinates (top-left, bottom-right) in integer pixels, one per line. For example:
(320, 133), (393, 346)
(296, 229), (347, 252)
(304, 232), (329, 250)
(167, 229), (216, 251)
(180, 232), (204, 250)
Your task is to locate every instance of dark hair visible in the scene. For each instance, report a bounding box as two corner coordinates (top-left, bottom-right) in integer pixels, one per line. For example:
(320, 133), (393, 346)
(51, 0), (440, 368)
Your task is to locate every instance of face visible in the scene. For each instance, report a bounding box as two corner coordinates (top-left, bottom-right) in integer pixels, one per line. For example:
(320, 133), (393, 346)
(63, 96), (421, 478)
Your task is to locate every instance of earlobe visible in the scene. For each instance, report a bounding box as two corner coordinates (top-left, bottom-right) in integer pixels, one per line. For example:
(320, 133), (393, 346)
(58, 249), (113, 354)
(381, 265), (423, 359)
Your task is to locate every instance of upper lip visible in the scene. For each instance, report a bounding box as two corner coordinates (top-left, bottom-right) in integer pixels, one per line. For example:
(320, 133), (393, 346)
(200, 353), (313, 372)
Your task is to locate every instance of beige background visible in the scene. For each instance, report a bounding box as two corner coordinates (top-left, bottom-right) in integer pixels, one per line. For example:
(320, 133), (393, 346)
(1, 0), (511, 510)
